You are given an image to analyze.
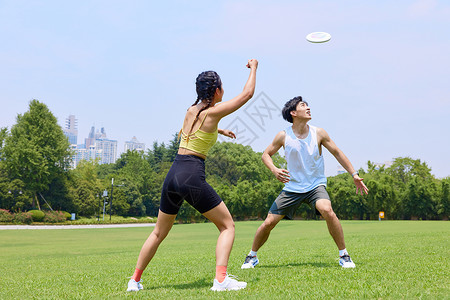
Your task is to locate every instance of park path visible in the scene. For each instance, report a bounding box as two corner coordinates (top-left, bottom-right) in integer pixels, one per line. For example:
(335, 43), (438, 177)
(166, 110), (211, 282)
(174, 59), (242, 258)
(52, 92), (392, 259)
(0, 223), (156, 230)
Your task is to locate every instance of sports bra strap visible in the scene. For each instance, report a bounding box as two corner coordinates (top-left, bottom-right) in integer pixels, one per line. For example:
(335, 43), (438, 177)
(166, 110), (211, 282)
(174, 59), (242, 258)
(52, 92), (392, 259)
(197, 108), (210, 130)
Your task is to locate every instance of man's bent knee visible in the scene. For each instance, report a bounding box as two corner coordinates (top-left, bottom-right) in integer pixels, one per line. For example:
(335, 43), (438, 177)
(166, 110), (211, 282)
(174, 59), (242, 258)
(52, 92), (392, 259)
(262, 214), (281, 230)
(316, 199), (336, 219)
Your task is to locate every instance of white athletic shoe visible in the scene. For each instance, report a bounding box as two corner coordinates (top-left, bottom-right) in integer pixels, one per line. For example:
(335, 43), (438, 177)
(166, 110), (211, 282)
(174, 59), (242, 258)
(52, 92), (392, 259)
(127, 278), (144, 291)
(339, 254), (356, 268)
(210, 274), (247, 291)
(241, 255), (259, 269)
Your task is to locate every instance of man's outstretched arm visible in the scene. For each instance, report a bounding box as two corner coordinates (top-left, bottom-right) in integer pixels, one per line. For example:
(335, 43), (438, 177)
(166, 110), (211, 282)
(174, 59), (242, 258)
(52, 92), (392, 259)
(318, 128), (369, 195)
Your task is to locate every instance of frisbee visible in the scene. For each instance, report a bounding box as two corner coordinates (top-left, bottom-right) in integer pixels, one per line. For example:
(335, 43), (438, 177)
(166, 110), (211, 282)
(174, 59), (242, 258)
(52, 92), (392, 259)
(306, 32), (331, 43)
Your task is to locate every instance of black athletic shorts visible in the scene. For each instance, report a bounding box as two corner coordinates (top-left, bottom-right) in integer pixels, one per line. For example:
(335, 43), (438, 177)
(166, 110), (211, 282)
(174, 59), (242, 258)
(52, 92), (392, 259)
(269, 185), (330, 220)
(159, 154), (223, 215)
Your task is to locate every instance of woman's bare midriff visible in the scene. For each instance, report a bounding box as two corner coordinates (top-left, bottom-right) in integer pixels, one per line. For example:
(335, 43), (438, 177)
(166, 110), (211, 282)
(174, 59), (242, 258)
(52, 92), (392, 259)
(178, 147), (207, 160)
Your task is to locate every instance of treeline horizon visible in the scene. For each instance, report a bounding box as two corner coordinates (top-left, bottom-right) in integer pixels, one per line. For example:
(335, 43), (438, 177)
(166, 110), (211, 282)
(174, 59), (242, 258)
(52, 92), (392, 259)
(1, 100), (449, 221)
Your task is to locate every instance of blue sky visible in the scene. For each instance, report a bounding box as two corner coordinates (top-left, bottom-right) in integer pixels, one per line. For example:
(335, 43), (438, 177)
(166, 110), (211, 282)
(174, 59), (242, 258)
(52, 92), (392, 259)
(1, 0), (449, 178)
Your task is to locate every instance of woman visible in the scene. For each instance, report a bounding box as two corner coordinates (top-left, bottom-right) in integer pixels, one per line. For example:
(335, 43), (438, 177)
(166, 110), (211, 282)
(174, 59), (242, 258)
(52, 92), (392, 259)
(127, 59), (258, 292)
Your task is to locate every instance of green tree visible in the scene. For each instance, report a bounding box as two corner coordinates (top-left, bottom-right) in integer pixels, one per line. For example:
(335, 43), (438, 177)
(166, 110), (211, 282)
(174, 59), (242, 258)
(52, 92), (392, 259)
(404, 177), (436, 219)
(166, 132), (180, 162)
(0, 177), (30, 212)
(147, 141), (168, 172)
(386, 157), (436, 219)
(437, 178), (450, 220)
(205, 142), (284, 220)
(69, 160), (102, 216)
(387, 157), (433, 186)
(42, 174), (74, 212)
(2, 100), (72, 209)
(0, 127), (7, 154)
(327, 173), (363, 220)
(115, 150), (155, 216)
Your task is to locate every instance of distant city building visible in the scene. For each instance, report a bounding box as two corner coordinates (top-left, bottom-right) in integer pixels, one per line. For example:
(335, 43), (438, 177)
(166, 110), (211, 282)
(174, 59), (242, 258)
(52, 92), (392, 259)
(124, 136), (145, 152)
(95, 130), (118, 164)
(63, 115), (78, 145)
(69, 144), (102, 169)
(66, 122), (118, 168)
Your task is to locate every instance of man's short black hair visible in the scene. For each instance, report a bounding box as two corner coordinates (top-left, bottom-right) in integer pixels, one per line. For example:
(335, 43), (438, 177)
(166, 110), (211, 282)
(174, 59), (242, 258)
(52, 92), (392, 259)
(282, 96), (308, 123)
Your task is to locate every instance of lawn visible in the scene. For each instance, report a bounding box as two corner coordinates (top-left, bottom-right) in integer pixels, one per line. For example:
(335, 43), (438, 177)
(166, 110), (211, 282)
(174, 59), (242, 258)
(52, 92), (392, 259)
(0, 220), (448, 299)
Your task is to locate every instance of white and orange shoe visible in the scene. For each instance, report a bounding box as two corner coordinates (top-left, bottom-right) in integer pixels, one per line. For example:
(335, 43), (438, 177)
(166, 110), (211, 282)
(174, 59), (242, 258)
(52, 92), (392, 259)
(210, 274), (247, 291)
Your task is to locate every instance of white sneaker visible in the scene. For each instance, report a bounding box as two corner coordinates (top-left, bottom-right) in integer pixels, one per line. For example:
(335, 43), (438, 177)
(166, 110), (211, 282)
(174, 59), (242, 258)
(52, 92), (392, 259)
(339, 254), (356, 268)
(127, 278), (144, 291)
(210, 274), (247, 291)
(241, 255), (259, 269)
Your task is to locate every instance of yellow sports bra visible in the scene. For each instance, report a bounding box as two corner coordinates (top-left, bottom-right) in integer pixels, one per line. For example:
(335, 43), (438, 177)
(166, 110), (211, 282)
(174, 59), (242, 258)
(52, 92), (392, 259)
(179, 108), (218, 156)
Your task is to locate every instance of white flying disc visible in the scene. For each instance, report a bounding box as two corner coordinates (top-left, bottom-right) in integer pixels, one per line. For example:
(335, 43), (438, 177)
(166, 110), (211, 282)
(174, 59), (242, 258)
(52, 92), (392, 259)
(306, 32), (331, 43)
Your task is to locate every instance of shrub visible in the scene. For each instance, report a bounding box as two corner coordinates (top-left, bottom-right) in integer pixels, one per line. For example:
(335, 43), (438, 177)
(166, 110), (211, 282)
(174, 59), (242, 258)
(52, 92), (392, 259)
(29, 210), (45, 222)
(61, 211), (72, 220)
(43, 211), (66, 223)
(0, 209), (14, 223)
(14, 212), (33, 224)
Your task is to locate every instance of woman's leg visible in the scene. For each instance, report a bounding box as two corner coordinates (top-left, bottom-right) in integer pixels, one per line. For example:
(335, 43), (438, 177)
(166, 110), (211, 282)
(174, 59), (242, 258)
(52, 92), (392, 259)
(202, 202), (235, 267)
(135, 210), (177, 271)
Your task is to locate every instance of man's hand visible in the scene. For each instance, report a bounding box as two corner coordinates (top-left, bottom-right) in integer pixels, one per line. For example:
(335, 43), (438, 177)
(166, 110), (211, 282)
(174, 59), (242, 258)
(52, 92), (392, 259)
(273, 168), (290, 183)
(353, 175), (369, 195)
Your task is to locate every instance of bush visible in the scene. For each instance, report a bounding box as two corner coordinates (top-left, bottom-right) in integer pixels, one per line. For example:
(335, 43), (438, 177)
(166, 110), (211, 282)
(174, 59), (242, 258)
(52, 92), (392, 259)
(61, 211), (72, 220)
(29, 210), (45, 222)
(43, 211), (66, 223)
(0, 209), (14, 223)
(14, 212), (33, 224)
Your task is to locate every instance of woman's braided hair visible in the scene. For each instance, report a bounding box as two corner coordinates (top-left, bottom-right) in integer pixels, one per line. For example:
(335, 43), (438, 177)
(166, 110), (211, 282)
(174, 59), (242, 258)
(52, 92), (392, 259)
(186, 71), (222, 137)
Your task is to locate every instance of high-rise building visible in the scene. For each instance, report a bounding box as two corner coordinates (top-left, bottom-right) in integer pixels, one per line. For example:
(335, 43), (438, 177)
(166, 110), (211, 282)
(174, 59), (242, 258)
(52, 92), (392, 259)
(63, 115), (78, 145)
(85, 126), (95, 149)
(63, 115), (121, 168)
(95, 138), (118, 164)
(124, 136), (145, 152)
(69, 144), (102, 169)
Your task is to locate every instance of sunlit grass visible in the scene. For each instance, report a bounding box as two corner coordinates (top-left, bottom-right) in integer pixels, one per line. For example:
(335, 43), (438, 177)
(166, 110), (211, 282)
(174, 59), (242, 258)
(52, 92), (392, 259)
(0, 221), (448, 299)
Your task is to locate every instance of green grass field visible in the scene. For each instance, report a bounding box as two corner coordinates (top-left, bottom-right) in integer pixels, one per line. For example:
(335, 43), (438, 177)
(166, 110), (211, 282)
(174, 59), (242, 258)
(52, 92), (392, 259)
(0, 221), (449, 299)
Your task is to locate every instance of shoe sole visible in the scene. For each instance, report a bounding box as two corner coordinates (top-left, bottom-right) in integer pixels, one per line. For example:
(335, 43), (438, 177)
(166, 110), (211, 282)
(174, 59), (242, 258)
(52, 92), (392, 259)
(241, 261), (259, 269)
(339, 262), (356, 268)
(211, 285), (247, 291)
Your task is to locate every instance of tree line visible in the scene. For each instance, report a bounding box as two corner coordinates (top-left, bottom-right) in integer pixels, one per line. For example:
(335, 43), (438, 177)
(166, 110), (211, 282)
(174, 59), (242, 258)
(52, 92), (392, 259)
(1, 100), (448, 221)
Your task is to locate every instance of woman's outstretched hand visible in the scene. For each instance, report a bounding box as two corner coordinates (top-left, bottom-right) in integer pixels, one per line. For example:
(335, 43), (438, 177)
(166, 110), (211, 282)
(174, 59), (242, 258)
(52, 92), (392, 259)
(219, 129), (236, 139)
(246, 59), (258, 70)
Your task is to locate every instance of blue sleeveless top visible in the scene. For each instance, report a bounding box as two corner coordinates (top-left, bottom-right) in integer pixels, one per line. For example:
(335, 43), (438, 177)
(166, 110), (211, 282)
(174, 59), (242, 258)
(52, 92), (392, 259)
(283, 125), (327, 193)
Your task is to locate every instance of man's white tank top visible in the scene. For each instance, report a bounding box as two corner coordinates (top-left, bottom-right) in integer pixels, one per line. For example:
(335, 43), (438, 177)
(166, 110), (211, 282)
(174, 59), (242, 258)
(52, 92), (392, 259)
(283, 125), (327, 193)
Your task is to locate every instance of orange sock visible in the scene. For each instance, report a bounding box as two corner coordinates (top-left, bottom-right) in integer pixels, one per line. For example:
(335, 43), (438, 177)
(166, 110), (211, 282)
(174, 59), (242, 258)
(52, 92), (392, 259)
(132, 268), (144, 282)
(215, 265), (227, 283)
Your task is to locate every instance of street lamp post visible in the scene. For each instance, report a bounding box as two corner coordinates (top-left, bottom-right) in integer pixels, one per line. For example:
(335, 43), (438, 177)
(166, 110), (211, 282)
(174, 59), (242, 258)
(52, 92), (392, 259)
(109, 178), (125, 222)
(110, 178), (114, 221)
(97, 194), (100, 221)
(102, 189), (108, 221)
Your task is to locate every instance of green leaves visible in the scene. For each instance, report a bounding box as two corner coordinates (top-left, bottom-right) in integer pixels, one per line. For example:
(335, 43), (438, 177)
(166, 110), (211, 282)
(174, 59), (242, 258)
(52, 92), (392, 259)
(2, 100), (71, 200)
(0, 102), (447, 221)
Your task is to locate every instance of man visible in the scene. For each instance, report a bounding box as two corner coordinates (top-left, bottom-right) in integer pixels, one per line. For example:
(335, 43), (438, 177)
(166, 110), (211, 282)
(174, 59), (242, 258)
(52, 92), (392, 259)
(241, 96), (368, 269)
